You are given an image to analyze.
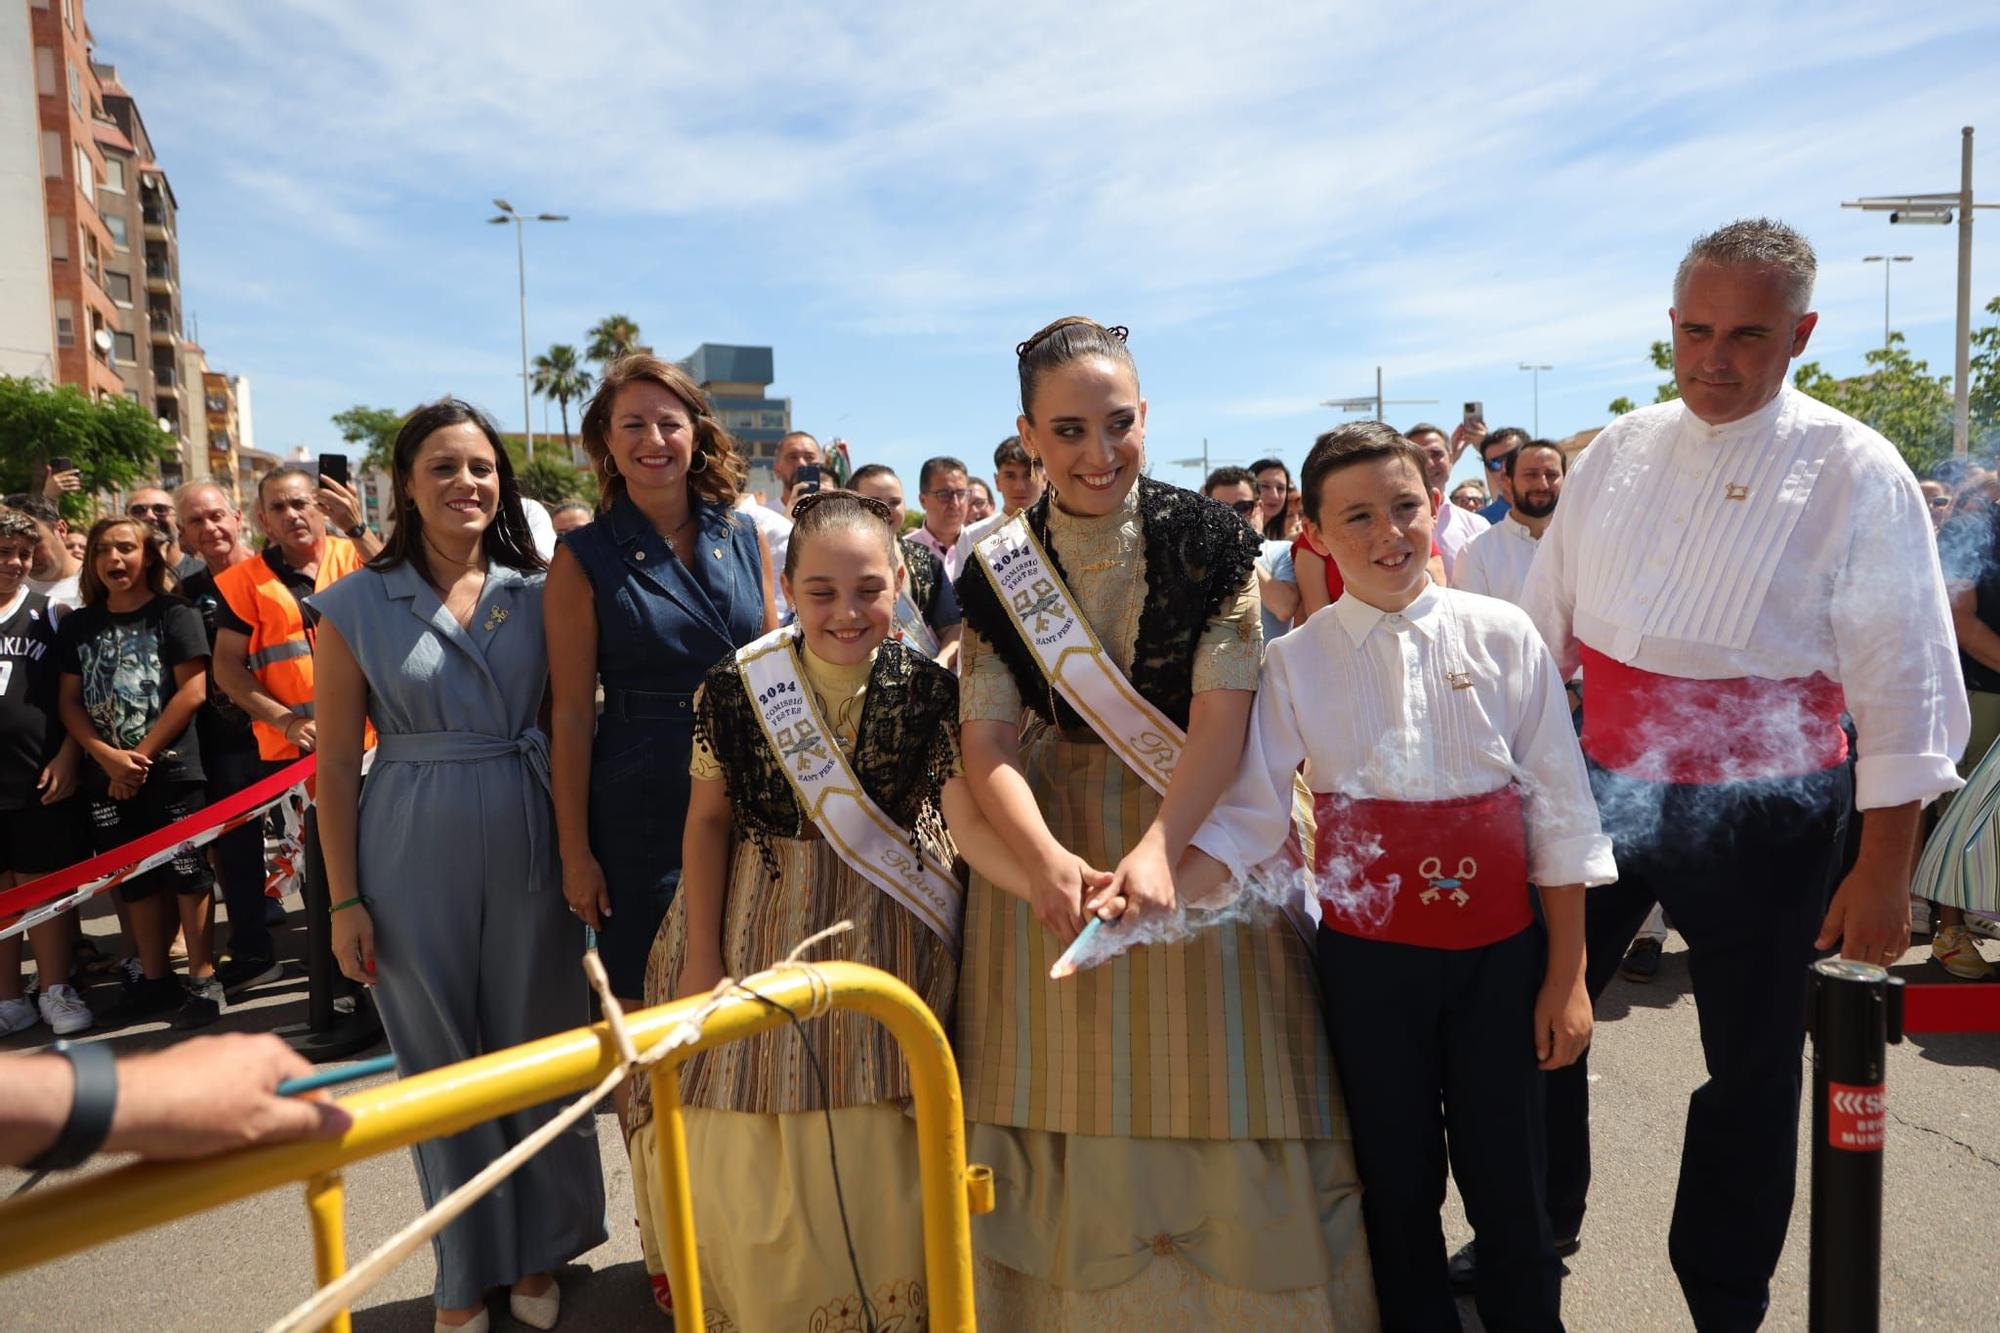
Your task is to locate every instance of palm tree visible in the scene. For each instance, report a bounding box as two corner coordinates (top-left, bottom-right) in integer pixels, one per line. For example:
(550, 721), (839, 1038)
(531, 344), (592, 456)
(585, 314), (642, 367)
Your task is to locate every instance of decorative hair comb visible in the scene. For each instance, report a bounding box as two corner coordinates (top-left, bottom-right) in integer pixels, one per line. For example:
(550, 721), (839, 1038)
(1015, 319), (1129, 360)
(790, 490), (897, 525)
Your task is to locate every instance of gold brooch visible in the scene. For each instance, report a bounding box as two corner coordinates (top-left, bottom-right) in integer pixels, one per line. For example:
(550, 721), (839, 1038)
(1447, 670), (1474, 691)
(1725, 483), (1750, 501)
(482, 606), (509, 632)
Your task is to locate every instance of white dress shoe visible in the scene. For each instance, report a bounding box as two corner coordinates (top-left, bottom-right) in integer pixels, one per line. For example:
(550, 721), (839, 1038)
(509, 1279), (560, 1330)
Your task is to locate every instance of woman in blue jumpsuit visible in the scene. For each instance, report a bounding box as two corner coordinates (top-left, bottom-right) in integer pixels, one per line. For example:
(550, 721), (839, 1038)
(316, 399), (604, 1329)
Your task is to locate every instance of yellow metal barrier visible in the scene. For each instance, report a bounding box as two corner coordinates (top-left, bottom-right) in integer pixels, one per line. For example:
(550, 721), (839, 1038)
(0, 962), (987, 1330)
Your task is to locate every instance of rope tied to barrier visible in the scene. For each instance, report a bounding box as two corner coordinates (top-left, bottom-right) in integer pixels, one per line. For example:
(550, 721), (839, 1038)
(265, 922), (856, 1333)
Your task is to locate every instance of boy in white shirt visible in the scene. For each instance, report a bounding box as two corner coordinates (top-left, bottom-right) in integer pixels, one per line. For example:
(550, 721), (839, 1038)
(1177, 422), (1616, 1331)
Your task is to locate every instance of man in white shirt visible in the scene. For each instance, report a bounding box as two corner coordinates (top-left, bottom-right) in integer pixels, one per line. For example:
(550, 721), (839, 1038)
(1519, 218), (1968, 1329)
(1454, 439), (1566, 605)
(1408, 423), (1488, 579)
(907, 455), (975, 581)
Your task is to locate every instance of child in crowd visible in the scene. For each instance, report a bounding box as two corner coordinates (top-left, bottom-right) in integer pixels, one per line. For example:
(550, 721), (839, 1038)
(55, 517), (218, 1029)
(1181, 421), (1616, 1331)
(0, 507), (87, 1036)
(634, 490), (1028, 1327)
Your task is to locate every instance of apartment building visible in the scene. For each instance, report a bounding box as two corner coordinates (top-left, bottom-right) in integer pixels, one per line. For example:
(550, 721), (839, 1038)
(202, 365), (244, 498)
(680, 343), (793, 467)
(0, 4), (54, 380)
(94, 58), (190, 471)
(28, 0), (123, 402)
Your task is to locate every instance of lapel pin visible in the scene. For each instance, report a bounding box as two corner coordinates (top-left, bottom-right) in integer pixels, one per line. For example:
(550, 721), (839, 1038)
(1725, 483), (1750, 501)
(1447, 670), (1474, 691)
(483, 606), (509, 632)
(713, 548), (723, 560)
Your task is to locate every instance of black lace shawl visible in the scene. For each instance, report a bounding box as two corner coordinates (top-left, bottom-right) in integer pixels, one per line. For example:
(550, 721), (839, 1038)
(954, 476), (1260, 731)
(694, 636), (960, 876)
(902, 537), (942, 621)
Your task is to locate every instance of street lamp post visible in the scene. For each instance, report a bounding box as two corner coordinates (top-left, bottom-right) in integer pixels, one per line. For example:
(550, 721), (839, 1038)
(1519, 363), (1553, 437)
(1322, 366), (1437, 422)
(486, 199), (568, 462)
(1843, 126), (1995, 455)
(1860, 256), (1913, 350)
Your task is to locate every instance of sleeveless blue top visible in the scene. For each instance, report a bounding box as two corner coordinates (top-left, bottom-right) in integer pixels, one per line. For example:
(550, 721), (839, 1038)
(560, 490), (765, 993)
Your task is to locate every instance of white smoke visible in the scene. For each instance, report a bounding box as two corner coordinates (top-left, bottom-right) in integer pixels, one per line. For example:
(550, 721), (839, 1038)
(1053, 833), (1399, 977)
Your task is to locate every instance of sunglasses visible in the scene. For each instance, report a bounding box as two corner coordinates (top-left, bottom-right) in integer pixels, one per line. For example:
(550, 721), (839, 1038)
(1483, 457), (1508, 473)
(1230, 498), (1259, 516)
(128, 503), (174, 518)
(1927, 495), (1953, 509)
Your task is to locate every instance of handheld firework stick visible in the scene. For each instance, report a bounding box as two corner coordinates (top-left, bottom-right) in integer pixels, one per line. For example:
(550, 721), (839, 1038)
(1049, 917), (1105, 980)
(276, 1054), (398, 1097)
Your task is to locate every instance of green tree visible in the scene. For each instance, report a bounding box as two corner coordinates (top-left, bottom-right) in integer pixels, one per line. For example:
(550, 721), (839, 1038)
(330, 405), (405, 476)
(530, 344), (592, 453)
(1970, 295), (2000, 454)
(1648, 340), (1680, 404)
(516, 454), (593, 506)
(585, 314), (643, 367)
(1607, 341), (1678, 417)
(1793, 333), (1957, 476)
(0, 375), (176, 520)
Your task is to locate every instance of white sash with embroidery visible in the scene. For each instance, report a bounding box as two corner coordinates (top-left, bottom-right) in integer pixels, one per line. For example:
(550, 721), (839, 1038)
(737, 629), (961, 948)
(973, 516), (1318, 941)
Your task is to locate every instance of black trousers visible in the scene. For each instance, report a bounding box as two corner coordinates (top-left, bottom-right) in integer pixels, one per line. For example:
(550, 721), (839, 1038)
(205, 737), (271, 962)
(1319, 922), (1562, 1333)
(1545, 761), (1851, 1332)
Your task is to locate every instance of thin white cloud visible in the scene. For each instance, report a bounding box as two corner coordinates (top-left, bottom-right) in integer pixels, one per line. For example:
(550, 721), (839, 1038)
(87, 0), (2000, 456)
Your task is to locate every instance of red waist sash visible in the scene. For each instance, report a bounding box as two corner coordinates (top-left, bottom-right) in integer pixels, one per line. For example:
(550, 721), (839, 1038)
(1578, 644), (1847, 786)
(1312, 786), (1530, 950)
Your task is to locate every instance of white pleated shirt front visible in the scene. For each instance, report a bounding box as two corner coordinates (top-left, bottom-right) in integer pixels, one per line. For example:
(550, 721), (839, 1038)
(1192, 582), (1616, 890)
(1521, 388), (1967, 810)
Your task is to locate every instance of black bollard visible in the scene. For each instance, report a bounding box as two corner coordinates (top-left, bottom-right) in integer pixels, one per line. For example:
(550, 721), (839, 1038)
(1807, 958), (1904, 1333)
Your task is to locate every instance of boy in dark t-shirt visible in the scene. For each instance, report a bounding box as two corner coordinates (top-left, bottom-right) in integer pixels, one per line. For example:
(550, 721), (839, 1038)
(0, 508), (88, 1036)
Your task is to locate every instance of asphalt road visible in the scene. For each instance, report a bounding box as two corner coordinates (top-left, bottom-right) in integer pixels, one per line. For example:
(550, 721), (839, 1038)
(2, 906), (1995, 1331)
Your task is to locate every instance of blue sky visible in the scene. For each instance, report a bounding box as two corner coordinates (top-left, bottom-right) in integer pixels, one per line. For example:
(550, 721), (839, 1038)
(93, 1), (2000, 496)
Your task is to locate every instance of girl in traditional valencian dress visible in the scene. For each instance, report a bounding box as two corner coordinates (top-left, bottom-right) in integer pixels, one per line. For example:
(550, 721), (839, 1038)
(949, 318), (1376, 1326)
(632, 490), (1030, 1330)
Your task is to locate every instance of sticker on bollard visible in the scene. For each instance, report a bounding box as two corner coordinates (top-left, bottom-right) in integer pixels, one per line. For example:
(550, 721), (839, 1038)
(1827, 1080), (1884, 1152)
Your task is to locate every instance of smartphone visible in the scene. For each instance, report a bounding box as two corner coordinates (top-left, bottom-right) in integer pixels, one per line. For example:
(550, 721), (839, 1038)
(793, 462), (822, 495)
(49, 455), (75, 475)
(318, 453), (351, 489)
(1463, 401), (1483, 425)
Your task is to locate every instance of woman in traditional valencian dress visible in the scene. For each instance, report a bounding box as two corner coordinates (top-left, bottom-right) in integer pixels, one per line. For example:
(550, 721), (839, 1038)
(950, 317), (1376, 1326)
(630, 491), (1030, 1329)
